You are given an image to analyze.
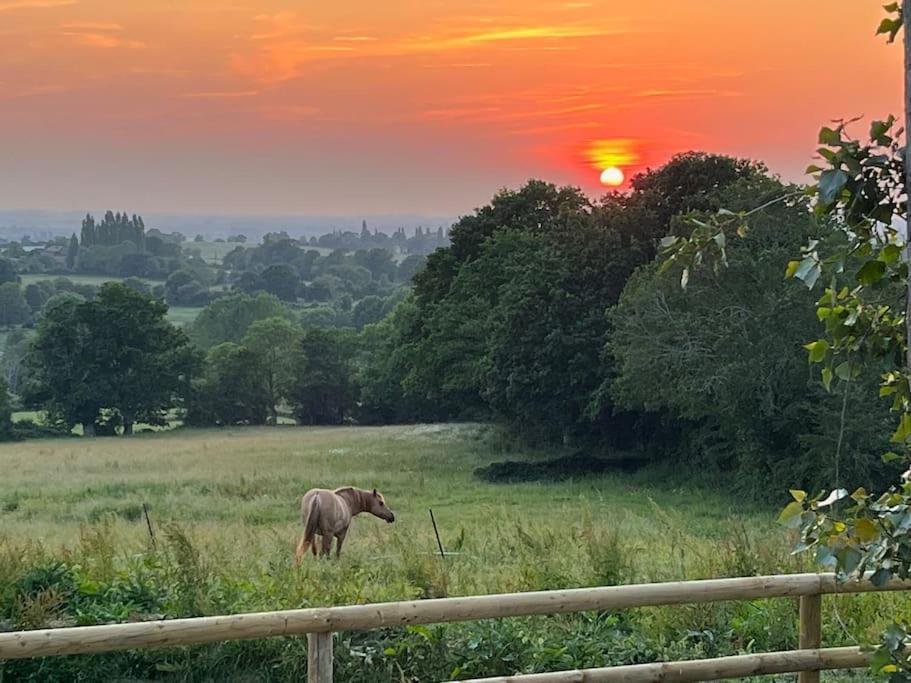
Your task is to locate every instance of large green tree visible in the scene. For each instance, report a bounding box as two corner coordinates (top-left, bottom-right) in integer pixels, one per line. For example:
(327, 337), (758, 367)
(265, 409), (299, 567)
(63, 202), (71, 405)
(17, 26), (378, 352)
(27, 283), (197, 435)
(241, 316), (300, 423)
(184, 342), (270, 426)
(289, 329), (356, 424)
(187, 292), (291, 349)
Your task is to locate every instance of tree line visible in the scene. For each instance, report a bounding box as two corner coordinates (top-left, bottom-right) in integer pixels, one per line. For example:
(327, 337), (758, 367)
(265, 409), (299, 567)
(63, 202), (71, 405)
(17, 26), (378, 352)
(0, 152), (890, 499)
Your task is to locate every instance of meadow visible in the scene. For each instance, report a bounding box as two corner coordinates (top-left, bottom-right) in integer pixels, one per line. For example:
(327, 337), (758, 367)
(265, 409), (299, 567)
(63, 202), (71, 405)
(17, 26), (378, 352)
(0, 425), (900, 681)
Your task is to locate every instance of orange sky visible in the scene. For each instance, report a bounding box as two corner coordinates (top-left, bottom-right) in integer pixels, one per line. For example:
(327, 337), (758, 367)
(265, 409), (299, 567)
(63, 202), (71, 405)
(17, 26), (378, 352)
(0, 0), (901, 216)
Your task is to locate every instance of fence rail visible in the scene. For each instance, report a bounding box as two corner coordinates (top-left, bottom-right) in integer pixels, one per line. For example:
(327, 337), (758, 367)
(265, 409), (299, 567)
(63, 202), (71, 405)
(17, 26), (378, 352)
(0, 572), (908, 681)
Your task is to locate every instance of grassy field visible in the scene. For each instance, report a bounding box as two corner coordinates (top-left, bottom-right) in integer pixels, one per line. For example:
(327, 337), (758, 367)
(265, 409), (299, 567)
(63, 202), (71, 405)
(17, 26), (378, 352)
(165, 305), (204, 326)
(19, 274), (164, 288)
(0, 425), (900, 681)
(182, 240), (243, 264)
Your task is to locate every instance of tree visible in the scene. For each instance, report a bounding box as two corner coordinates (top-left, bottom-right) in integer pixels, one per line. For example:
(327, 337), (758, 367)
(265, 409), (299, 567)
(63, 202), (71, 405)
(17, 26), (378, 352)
(242, 317), (300, 423)
(65, 234), (79, 269)
(26, 283), (198, 435)
(25, 295), (103, 434)
(184, 343), (270, 426)
(1, 328), (32, 395)
(187, 292), (292, 349)
(351, 295), (386, 330)
(259, 263), (299, 301)
(0, 258), (18, 286)
(0, 376), (14, 442)
(289, 329), (356, 424)
(397, 254), (426, 282)
(0, 283), (30, 326)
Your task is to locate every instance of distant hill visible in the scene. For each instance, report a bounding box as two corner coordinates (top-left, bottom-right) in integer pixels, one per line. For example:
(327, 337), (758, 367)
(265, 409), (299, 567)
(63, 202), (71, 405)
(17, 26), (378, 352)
(0, 210), (457, 242)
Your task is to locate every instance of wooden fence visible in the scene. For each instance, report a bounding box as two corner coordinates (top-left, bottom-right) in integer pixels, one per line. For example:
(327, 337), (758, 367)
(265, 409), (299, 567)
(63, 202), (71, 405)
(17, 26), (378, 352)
(0, 572), (908, 682)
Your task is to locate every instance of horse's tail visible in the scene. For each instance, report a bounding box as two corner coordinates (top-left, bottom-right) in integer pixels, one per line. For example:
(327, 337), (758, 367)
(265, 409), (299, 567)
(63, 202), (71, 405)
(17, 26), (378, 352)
(303, 494), (320, 545)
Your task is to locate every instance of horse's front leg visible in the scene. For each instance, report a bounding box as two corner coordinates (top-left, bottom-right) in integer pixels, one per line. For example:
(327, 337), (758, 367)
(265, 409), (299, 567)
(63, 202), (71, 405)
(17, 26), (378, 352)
(335, 529), (348, 559)
(320, 533), (333, 558)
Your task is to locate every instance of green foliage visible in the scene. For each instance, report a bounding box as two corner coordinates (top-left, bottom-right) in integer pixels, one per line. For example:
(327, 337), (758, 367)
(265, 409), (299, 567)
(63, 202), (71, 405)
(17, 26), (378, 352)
(185, 343), (271, 426)
(289, 328), (357, 424)
(242, 317), (300, 423)
(187, 292), (292, 349)
(0, 282), (30, 326)
(25, 283), (198, 434)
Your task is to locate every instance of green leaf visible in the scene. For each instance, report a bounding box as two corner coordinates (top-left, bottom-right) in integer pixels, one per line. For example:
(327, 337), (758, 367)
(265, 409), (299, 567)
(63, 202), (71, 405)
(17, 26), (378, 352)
(789, 489), (807, 502)
(835, 362), (853, 381)
(659, 236), (678, 249)
(870, 568), (892, 588)
(891, 412), (911, 444)
(856, 259), (886, 285)
(818, 126), (841, 146)
(876, 17), (902, 41)
(785, 260), (801, 278)
(882, 451), (904, 463)
(804, 339), (829, 363)
(793, 257), (821, 288)
(778, 501), (804, 525)
(822, 367), (833, 392)
(855, 518), (879, 543)
(870, 116), (896, 142)
(818, 169), (849, 205)
(881, 243), (902, 264)
(839, 546), (863, 574)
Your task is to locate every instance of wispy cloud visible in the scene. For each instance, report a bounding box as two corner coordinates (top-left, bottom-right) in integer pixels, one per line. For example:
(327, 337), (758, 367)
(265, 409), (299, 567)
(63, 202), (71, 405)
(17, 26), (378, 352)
(585, 138), (641, 170)
(412, 24), (617, 49)
(182, 90), (259, 99)
(638, 88), (741, 99)
(234, 19), (626, 84)
(62, 31), (144, 49)
(6, 83), (69, 99)
(60, 20), (122, 31)
(0, 0), (75, 11)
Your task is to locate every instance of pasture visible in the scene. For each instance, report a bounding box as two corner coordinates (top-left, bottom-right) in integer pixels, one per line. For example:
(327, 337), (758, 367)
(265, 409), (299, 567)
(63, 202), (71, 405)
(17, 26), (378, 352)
(0, 425), (903, 681)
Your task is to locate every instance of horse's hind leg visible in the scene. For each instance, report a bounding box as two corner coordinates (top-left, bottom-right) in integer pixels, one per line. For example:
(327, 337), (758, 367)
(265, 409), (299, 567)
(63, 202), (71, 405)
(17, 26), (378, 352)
(320, 534), (333, 558)
(335, 529), (348, 559)
(294, 536), (309, 563)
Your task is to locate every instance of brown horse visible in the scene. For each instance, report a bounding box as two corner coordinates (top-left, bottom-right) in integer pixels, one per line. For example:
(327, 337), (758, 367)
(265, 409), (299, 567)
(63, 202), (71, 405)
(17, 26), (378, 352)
(295, 487), (395, 560)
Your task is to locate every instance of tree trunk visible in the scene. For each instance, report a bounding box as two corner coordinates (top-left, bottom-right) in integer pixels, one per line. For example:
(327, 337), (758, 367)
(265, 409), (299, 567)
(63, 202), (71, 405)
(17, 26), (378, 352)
(123, 417), (133, 436)
(83, 422), (95, 437)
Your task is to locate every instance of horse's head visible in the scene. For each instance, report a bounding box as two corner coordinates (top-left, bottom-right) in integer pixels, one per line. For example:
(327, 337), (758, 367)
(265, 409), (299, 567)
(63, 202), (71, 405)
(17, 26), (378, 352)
(368, 488), (395, 523)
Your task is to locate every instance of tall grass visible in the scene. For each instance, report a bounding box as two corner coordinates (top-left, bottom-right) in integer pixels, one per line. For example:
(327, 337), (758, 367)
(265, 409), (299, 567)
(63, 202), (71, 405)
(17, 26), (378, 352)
(0, 424), (903, 680)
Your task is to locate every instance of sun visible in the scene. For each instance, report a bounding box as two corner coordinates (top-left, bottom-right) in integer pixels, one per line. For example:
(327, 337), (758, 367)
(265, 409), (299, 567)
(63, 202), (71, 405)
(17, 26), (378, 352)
(600, 166), (624, 187)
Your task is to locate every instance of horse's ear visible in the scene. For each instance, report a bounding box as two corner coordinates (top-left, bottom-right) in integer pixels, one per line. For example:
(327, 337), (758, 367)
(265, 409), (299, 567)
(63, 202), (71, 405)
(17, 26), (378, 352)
(372, 488), (378, 497)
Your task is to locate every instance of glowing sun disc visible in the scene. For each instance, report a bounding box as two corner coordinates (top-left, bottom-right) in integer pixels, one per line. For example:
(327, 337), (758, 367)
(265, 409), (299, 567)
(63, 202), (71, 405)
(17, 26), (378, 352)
(600, 167), (624, 187)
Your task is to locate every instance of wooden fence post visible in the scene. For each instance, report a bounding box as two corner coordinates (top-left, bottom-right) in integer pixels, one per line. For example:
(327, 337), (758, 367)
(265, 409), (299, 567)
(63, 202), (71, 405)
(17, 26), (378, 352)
(798, 593), (822, 683)
(307, 632), (333, 683)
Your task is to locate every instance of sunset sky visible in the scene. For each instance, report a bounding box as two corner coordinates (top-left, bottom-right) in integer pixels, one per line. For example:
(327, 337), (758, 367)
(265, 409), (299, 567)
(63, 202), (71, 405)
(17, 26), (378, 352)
(0, 0), (902, 216)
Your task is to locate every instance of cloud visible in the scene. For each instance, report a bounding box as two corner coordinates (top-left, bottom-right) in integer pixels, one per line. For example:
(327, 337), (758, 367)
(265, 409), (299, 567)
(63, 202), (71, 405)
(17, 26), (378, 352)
(62, 31), (144, 49)
(0, 0), (75, 11)
(411, 24), (618, 49)
(59, 21), (123, 31)
(585, 139), (641, 170)
(182, 90), (259, 99)
(333, 36), (377, 42)
(638, 88), (741, 99)
(5, 83), (69, 99)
